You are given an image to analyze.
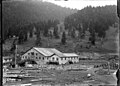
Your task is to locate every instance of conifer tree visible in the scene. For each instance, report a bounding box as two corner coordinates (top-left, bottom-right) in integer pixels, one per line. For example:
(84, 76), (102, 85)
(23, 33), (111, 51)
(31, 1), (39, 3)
(61, 32), (66, 45)
(53, 26), (59, 39)
(36, 31), (42, 46)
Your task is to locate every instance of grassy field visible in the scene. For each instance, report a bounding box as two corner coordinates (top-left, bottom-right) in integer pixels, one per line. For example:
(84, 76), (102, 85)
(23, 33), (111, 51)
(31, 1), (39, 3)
(3, 58), (117, 86)
(4, 67), (117, 86)
(3, 34), (117, 55)
(3, 36), (78, 54)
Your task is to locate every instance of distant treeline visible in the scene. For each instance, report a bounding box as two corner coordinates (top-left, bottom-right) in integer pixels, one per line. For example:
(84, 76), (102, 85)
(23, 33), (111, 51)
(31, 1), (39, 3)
(2, 0), (118, 46)
(117, 0), (120, 18)
(64, 5), (118, 39)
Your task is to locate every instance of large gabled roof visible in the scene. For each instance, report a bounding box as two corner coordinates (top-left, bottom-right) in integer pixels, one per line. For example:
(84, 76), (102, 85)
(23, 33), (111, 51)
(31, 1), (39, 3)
(23, 47), (79, 57)
(33, 47), (54, 57)
(33, 47), (64, 57)
(47, 48), (64, 57)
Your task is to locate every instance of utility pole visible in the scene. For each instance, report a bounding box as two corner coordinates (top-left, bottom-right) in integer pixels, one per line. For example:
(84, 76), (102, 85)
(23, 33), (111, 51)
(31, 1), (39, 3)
(15, 44), (17, 68)
(48, 38), (49, 47)
(14, 36), (18, 68)
(108, 61), (110, 74)
(48, 33), (50, 47)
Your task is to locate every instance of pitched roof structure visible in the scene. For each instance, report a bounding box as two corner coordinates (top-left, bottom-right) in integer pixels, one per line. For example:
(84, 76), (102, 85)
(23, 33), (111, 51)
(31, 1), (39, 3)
(3, 56), (13, 59)
(24, 47), (79, 57)
(47, 48), (64, 57)
(33, 47), (64, 57)
(33, 47), (54, 57)
(63, 53), (79, 57)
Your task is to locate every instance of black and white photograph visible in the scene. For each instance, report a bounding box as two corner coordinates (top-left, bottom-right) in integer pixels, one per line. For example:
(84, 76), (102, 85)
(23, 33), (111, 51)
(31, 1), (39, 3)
(2, 0), (119, 86)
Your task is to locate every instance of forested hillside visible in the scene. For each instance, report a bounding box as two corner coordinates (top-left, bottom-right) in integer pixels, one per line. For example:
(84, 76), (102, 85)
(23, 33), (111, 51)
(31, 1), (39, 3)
(2, 2), (119, 54)
(64, 5), (118, 38)
(64, 5), (118, 44)
(64, 5), (118, 52)
(2, 0), (77, 41)
(117, 0), (120, 18)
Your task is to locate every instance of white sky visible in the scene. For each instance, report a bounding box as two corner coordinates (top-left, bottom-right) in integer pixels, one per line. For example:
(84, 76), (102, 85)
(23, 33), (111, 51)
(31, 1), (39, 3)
(43, 0), (117, 10)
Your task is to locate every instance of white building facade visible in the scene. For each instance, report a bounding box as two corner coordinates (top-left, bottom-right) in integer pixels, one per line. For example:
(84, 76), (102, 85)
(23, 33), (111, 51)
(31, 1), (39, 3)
(21, 47), (53, 65)
(3, 56), (12, 64)
(47, 53), (79, 64)
(21, 47), (79, 65)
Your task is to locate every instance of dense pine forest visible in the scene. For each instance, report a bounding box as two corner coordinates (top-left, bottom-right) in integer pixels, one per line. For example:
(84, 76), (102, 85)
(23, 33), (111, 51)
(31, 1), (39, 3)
(2, 0), (119, 54)
(2, 0), (77, 42)
(64, 5), (118, 38)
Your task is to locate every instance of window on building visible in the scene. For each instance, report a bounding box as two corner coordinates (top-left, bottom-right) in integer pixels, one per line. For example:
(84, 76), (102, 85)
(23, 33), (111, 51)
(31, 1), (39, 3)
(52, 57), (54, 60)
(56, 58), (59, 61)
(61, 58), (63, 60)
(31, 52), (34, 55)
(5, 59), (7, 61)
(28, 53), (30, 55)
(25, 56), (27, 59)
(43, 57), (44, 60)
(65, 58), (66, 60)
(39, 57), (41, 59)
(36, 57), (38, 59)
(36, 53), (38, 55)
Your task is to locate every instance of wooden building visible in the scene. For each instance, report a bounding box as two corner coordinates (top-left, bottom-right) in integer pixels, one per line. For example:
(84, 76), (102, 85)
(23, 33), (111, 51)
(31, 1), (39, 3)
(21, 47), (79, 65)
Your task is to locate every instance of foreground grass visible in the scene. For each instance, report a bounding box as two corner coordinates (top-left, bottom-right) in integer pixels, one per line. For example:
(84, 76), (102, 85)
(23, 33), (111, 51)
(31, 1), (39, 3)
(4, 67), (117, 86)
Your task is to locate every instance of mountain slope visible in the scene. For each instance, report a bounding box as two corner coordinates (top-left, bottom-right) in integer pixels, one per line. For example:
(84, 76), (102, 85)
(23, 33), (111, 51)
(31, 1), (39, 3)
(103, 25), (119, 51)
(2, 0), (77, 39)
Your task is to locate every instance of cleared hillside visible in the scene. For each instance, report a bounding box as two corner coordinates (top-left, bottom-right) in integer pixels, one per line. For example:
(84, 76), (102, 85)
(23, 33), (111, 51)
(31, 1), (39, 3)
(103, 25), (119, 51)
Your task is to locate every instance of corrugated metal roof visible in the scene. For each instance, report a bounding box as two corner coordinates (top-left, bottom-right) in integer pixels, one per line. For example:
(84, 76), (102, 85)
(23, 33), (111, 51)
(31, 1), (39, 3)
(3, 56), (13, 59)
(33, 47), (64, 57)
(33, 47), (54, 56)
(63, 53), (79, 57)
(33, 47), (79, 57)
(47, 48), (64, 57)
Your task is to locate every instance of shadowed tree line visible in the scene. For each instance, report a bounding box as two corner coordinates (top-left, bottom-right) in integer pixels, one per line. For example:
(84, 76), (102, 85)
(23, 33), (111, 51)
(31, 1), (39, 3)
(117, 0), (120, 18)
(2, 0), (77, 43)
(8, 19), (60, 46)
(64, 5), (118, 45)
